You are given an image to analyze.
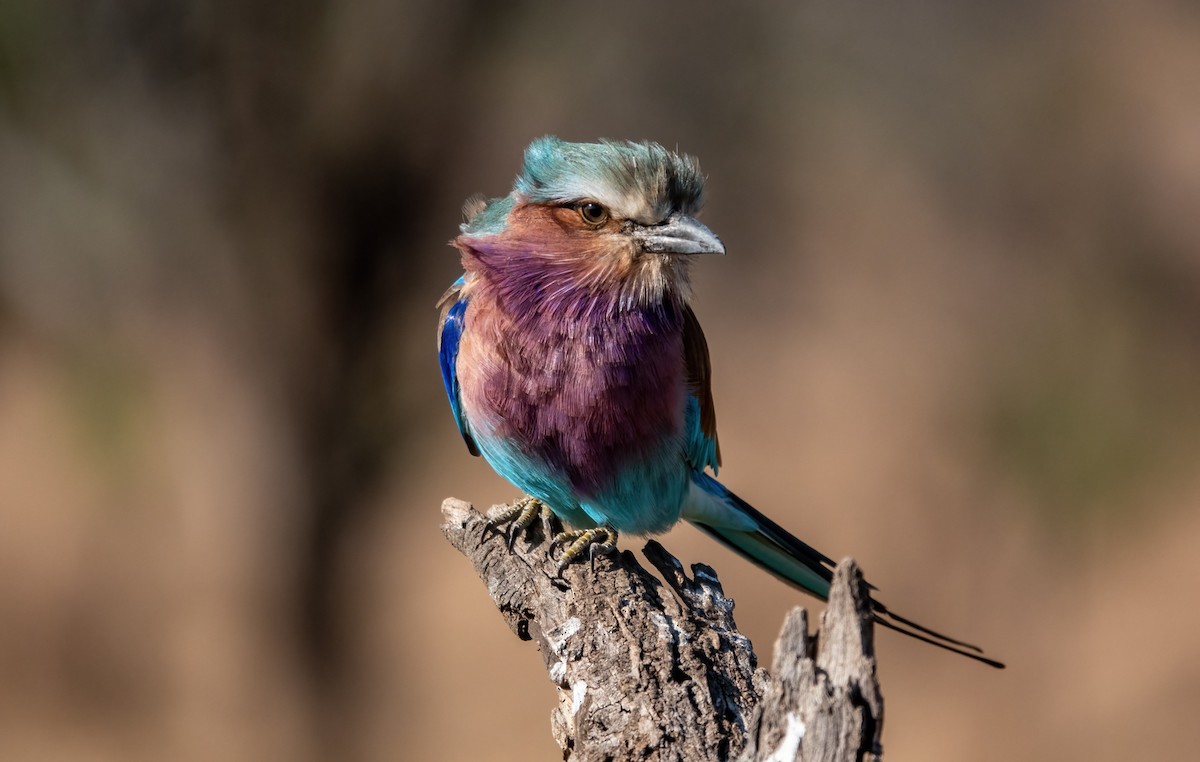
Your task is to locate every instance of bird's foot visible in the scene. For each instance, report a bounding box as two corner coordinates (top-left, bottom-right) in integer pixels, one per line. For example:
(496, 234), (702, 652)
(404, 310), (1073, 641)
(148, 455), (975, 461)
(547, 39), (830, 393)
(549, 527), (619, 575)
(486, 497), (550, 550)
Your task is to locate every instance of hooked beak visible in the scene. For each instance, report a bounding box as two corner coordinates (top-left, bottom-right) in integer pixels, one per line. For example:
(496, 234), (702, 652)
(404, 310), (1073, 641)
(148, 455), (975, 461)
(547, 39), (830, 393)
(632, 215), (726, 256)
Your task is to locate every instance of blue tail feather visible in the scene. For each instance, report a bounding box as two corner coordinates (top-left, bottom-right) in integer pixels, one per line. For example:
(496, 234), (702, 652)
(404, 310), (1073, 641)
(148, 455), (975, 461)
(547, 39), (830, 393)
(684, 471), (1005, 669)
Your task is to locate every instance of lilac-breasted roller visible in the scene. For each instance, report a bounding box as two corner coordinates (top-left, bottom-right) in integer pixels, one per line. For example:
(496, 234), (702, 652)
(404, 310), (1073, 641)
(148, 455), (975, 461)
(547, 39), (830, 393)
(438, 137), (1003, 668)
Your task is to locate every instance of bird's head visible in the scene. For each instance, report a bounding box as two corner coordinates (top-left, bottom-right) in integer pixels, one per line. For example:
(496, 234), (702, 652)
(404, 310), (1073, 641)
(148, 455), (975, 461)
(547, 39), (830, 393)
(456, 137), (724, 311)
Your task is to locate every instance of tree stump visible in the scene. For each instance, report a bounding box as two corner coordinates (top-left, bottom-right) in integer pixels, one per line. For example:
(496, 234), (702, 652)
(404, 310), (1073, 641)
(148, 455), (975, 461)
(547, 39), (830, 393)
(441, 498), (884, 761)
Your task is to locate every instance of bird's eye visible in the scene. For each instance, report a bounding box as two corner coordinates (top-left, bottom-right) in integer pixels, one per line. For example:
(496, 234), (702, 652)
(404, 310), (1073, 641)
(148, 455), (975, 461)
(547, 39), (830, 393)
(577, 201), (609, 226)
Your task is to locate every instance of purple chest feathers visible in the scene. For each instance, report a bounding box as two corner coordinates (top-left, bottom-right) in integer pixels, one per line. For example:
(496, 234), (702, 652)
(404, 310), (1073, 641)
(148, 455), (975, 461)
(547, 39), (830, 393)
(463, 299), (686, 497)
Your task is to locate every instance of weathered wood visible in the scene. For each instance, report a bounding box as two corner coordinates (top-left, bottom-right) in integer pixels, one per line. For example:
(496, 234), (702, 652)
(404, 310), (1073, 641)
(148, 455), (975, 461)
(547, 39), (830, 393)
(738, 562), (883, 762)
(440, 498), (884, 761)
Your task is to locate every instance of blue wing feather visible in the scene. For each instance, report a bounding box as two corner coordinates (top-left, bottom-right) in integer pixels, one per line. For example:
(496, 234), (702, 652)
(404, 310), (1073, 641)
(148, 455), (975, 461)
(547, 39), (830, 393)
(437, 277), (479, 456)
(685, 396), (719, 475)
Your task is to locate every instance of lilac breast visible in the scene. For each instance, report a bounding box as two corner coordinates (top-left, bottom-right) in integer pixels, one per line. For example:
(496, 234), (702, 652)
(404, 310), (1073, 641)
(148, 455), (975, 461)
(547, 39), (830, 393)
(461, 291), (686, 499)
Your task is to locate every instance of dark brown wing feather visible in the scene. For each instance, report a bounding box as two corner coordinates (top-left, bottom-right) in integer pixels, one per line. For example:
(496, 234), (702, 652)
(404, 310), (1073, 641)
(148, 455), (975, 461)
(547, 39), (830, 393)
(683, 305), (721, 468)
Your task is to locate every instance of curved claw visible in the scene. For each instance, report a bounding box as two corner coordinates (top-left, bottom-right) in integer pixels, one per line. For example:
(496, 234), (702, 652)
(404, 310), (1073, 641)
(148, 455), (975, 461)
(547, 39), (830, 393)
(552, 527), (619, 575)
(485, 497), (548, 550)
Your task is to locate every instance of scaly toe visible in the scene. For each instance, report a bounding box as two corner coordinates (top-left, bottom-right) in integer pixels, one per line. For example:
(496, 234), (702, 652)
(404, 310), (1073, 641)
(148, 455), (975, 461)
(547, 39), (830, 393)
(587, 531), (619, 571)
(552, 527), (619, 574)
(486, 497), (548, 549)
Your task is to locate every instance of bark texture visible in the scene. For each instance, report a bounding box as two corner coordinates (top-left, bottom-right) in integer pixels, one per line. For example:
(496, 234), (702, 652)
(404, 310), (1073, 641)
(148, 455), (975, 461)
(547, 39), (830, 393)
(440, 498), (884, 761)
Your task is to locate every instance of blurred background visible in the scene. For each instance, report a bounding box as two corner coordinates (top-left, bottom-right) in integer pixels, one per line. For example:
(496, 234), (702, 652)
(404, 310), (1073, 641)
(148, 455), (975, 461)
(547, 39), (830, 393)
(2, 1), (1199, 760)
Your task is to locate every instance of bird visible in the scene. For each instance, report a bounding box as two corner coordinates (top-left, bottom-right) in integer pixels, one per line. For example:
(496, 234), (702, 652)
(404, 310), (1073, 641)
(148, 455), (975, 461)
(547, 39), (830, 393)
(437, 136), (1004, 669)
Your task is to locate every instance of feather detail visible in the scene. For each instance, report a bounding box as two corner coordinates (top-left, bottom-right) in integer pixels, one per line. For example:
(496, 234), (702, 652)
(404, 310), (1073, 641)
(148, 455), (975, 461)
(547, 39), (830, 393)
(516, 137), (705, 223)
(683, 305), (720, 471)
(456, 279), (687, 507)
(436, 277), (478, 456)
(461, 193), (488, 222)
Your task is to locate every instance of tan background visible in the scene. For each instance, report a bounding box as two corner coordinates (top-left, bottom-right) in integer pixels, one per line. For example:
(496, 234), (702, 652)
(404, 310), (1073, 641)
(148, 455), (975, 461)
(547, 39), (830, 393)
(2, 1), (1199, 759)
